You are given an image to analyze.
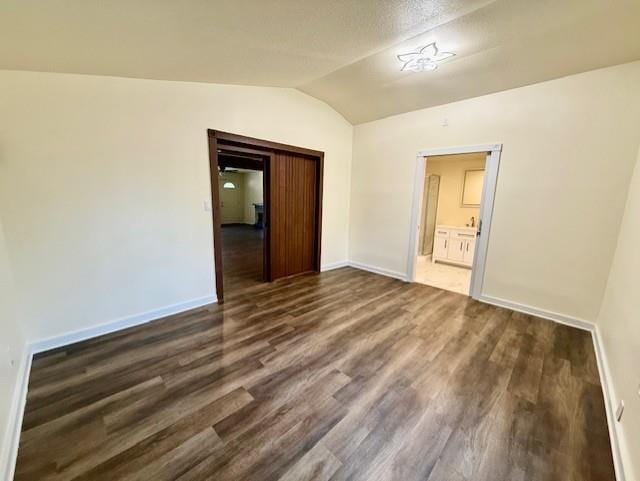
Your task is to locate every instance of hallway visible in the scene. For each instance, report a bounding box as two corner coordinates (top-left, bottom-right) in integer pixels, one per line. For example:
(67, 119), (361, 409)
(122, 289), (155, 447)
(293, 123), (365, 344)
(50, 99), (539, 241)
(222, 225), (264, 295)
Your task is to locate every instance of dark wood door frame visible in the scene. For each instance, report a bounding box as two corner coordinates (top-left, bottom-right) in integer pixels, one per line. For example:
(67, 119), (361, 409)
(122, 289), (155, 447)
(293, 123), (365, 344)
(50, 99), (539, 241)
(207, 129), (324, 303)
(218, 147), (272, 288)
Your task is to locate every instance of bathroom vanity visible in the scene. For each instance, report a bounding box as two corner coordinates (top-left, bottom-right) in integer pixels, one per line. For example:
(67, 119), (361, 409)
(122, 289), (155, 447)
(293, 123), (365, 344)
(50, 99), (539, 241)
(432, 225), (477, 267)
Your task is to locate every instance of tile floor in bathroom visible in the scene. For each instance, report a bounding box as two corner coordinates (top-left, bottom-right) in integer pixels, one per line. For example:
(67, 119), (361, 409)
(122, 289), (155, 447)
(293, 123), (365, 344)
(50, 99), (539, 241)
(415, 255), (471, 295)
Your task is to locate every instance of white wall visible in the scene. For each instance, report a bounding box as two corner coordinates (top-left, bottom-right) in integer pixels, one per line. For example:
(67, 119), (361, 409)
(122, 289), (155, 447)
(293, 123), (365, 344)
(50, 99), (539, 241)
(0, 70), (353, 342)
(425, 153), (485, 227)
(0, 219), (26, 481)
(244, 171), (263, 225)
(350, 61), (640, 321)
(597, 145), (640, 481)
(219, 172), (246, 224)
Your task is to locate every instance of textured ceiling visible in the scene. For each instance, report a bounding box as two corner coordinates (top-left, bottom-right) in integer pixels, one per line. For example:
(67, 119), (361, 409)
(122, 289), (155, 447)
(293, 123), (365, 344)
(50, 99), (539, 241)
(2, 0), (640, 123)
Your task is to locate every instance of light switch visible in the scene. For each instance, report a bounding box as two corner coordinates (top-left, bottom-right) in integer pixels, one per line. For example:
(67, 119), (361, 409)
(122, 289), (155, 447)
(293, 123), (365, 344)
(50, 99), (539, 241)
(203, 200), (212, 212)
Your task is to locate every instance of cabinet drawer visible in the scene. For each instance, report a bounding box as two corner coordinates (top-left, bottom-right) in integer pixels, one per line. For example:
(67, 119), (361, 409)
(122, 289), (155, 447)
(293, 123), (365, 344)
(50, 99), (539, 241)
(435, 228), (450, 238)
(452, 230), (476, 239)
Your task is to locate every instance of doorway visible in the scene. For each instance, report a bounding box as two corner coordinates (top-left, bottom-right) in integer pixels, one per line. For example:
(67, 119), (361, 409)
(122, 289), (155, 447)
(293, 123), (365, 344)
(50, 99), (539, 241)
(218, 153), (266, 294)
(207, 130), (324, 303)
(407, 144), (502, 298)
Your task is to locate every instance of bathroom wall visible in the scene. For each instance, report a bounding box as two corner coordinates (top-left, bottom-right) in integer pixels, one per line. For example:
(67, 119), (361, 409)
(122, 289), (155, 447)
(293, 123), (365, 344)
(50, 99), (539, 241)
(426, 152), (486, 228)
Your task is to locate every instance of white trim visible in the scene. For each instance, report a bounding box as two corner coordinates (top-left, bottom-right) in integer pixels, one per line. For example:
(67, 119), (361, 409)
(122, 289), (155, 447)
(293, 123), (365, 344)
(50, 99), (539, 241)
(342, 258), (628, 480)
(321, 261), (350, 272)
(349, 261), (408, 282)
(1, 345), (32, 481)
(406, 154), (427, 284)
(468, 148), (501, 299)
(416, 143), (502, 156)
(407, 143), (502, 300)
(478, 293), (626, 480)
(476, 294), (594, 331)
(2, 294), (218, 480)
(592, 326), (627, 481)
(30, 295), (218, 354)
(1, 273), (627, 481)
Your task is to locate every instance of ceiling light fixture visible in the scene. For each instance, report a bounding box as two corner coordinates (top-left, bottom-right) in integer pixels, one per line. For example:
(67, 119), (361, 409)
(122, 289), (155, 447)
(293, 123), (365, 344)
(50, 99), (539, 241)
(397, 42), (455, 72)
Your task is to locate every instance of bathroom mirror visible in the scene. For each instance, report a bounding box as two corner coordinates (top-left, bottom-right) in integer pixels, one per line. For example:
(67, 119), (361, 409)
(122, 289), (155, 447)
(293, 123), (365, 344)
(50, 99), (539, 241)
(461, 169), (484, 207)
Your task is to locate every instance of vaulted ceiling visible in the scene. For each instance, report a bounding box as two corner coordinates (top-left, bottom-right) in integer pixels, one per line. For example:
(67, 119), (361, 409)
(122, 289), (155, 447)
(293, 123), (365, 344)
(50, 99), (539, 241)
(2, 0), (640, 123)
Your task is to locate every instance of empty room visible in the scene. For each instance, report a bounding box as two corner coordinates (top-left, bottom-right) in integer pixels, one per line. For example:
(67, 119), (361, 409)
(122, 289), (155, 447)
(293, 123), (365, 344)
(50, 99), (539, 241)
(1, 1), (639, 481)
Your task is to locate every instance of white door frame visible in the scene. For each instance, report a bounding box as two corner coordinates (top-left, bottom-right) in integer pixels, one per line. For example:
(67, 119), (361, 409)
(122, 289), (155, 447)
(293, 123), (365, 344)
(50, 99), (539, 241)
(407, 143), (502, 299)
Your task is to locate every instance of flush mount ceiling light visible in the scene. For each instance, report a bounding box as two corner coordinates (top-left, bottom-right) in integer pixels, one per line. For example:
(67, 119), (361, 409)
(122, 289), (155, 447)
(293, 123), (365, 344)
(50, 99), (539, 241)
(223, 182), (236, 189)
(397, 42), (455, 72)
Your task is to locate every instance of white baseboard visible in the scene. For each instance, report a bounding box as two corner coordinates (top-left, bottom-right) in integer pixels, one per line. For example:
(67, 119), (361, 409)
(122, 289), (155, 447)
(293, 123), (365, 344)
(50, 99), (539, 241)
(30, 294), (218, 354)
(323, 260), (625, 480)
(478, 294), (627, 480)
(2, 276), (627, 481)
(320, 261), (350, 272)
(1, 345), (32, 481)
(592, 326), (627, 481)
(476, 294), (594, 332)
(2, 294), (218, 480)
(348, 261), (409, 282)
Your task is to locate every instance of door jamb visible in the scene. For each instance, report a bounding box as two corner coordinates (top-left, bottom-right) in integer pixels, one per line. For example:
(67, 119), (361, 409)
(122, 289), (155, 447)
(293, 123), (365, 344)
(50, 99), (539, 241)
(406, 143), (502, 299)
(207, 133), (225, 303)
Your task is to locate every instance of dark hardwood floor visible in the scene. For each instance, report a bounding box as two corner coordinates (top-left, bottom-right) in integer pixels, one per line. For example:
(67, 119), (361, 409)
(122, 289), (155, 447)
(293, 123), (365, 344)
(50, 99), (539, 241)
(15, 267), (615, 481)
(222, 224), (264, 293)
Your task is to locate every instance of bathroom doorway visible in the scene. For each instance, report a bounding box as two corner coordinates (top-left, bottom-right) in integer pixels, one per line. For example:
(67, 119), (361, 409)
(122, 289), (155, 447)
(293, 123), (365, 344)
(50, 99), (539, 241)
(407, 144), (502, 298)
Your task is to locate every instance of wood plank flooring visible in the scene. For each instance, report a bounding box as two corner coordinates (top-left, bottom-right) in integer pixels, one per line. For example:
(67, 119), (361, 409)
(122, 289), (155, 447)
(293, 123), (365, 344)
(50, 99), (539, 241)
(15, 267), (615, 481)
(221, 224), (264, 293)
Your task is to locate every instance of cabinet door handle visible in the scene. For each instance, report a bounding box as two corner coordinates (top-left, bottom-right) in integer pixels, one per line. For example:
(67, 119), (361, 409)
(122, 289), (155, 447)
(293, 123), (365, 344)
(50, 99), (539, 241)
(466, 243), (469, 252)
(460, 242), (463, 251)
(444, 240), (447, 249)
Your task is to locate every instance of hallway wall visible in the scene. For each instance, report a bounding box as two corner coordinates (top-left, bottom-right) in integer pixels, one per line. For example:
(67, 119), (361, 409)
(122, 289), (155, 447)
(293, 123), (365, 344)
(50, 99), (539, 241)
(243, 171), (263, 225)
(219, 172), (246, 224)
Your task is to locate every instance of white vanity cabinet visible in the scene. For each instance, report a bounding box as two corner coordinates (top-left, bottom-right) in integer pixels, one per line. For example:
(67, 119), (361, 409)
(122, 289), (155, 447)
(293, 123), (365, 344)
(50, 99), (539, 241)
(432, 225), (477, 267)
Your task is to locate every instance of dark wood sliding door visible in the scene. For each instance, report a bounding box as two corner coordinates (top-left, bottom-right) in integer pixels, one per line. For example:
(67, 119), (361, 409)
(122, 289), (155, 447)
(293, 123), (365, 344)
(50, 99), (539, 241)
(270, 152), (319, 279)
(207, 130), (324, 302)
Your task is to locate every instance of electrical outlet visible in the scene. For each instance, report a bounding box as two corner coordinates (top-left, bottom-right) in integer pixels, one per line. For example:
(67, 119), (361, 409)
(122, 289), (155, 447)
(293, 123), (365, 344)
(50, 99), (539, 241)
(615, 400), (625, 422)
